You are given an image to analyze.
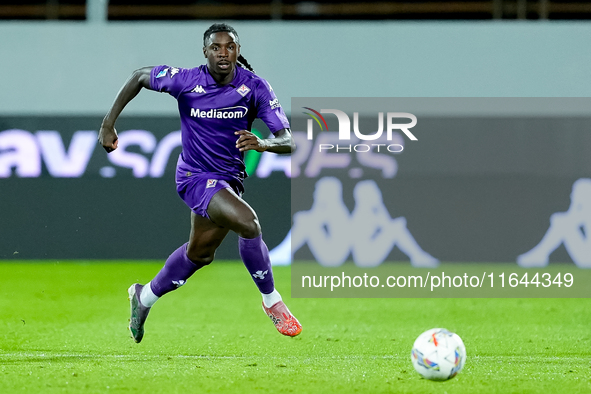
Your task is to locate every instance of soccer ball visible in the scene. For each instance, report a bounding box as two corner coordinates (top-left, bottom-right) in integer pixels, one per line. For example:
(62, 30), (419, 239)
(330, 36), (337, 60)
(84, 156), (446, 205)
(410, 328), (466, 381)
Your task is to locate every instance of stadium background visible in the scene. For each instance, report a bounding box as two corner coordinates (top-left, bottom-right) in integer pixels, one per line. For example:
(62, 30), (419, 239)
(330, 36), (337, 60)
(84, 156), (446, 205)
(2, 1), (591, 263)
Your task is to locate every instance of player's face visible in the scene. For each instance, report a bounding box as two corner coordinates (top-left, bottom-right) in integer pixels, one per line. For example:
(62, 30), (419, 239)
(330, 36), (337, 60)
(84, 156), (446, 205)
(203, 32), (240, 82)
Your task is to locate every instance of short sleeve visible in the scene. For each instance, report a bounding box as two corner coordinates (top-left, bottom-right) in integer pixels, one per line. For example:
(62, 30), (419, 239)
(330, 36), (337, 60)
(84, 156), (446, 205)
(254, 78), (290, 133)
(149, 65), (193, 99)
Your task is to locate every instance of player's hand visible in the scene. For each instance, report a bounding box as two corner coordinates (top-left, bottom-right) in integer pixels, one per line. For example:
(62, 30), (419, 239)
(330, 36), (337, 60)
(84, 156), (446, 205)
(235, 130), (267, 152)
(98, 124), (119, 153)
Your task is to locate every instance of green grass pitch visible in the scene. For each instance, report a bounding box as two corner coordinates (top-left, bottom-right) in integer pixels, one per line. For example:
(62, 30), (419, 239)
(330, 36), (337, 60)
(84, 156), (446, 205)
(0, 261), (589, 393)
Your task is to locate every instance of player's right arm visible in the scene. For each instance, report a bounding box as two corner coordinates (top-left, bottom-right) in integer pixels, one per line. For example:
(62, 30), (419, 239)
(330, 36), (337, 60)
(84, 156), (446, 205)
(99, 66), (153, 153)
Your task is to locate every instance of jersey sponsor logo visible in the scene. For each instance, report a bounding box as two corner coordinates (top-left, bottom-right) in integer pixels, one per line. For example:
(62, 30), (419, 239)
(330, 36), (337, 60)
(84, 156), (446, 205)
(191, 85), (207, 94)
(206, 179), (217, 188)
(236, 84), (251, 97)
(269, 98), (281, 110)
(190, 106), (248, 119)
(156, 68), (168, 78)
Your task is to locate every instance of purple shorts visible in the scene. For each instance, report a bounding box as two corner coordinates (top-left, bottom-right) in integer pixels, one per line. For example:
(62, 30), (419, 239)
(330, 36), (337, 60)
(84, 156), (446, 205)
(176, 167), (244, 219)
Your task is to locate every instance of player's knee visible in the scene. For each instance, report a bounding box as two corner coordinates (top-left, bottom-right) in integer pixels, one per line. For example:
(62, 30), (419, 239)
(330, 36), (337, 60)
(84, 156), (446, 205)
(238, 217), (261, 239)
(186, 247), (215, 267)
(189, 254), (214, 267)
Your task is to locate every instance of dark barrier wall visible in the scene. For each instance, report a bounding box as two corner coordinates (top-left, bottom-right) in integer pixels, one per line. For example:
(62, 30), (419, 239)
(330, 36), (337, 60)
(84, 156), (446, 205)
(1, 177), (291, 260)
(290, 172), (579, 263)
(0, 116), (291, 259)
(3, 112), (591, 263)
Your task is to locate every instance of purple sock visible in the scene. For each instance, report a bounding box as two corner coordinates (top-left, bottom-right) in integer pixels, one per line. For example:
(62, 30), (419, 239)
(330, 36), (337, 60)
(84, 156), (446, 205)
(239, 234), (275, 294)
(150, 243), (202, 297)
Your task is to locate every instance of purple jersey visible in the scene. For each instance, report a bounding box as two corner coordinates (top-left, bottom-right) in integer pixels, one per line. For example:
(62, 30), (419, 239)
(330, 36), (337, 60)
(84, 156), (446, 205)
(150, 65), (290, 183)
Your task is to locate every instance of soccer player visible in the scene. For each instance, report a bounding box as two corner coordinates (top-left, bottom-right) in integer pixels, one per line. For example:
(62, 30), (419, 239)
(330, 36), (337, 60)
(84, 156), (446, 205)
(98, 23), (302, 343)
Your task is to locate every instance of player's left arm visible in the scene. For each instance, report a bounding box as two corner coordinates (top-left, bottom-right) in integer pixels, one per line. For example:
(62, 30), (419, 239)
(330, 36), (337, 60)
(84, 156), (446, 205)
(235, 128), (296, 153)
(244, 77), (295, 153)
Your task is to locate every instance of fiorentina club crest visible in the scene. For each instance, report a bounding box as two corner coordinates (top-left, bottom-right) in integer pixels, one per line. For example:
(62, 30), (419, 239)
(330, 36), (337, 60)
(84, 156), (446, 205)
(236, 84), (251, 97)
(206, 179), (218, 188)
